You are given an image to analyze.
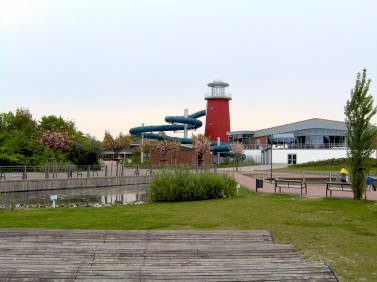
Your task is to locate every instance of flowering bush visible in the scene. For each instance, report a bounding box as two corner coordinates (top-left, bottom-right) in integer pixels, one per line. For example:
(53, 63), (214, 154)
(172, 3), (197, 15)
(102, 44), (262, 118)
(231, 142), (244, 156)
(152, 140), (180, 159)
(40, 131), (71, 151)
(192, 134), (211, 162)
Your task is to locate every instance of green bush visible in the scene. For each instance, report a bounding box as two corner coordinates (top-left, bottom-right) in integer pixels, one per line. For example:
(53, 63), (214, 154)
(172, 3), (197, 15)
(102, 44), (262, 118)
(149, 167), (237, 202)
(0, 153), (24, 166)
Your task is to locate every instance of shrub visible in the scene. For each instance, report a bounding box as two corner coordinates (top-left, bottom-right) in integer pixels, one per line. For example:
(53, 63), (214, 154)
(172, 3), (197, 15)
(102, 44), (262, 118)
(0, 153), (24, 166)
(149, 167), (237, 202)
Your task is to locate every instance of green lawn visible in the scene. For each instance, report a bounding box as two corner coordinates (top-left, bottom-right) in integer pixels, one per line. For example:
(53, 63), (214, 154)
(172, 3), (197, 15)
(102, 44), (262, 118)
(1, 189), (376, 281)
(275, 165), (377, 173)
(275, 166), (343, 172)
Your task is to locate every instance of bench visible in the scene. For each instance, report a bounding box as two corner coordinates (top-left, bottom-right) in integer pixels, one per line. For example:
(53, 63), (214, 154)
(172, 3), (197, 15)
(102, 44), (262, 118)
(326, 182), (352, 197)
(274, 179), (307, 195)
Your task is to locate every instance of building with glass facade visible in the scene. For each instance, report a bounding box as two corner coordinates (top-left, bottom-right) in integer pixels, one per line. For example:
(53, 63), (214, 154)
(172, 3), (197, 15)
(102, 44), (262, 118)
(227, 118), (354, 164)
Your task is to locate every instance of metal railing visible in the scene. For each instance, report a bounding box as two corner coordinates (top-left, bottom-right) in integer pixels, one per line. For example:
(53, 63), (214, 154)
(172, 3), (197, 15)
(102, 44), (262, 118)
(0, 164), (222, 181)
(204, 92), (232, 99)
(241, 143), (348, 150)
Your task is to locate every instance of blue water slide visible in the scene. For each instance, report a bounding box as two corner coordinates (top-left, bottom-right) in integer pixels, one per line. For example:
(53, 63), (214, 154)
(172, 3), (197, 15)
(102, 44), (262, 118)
(129, 109), (236, 157)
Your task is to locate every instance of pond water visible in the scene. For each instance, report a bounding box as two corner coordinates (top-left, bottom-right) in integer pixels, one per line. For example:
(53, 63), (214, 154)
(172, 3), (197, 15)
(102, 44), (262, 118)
(0, 185), (148, 207)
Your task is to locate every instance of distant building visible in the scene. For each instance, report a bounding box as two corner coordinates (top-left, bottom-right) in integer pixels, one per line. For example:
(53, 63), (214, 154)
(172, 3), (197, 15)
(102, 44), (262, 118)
(101, 140), (142, 161)
(151, 144), (212, 166)
(227, 118), (358, 165)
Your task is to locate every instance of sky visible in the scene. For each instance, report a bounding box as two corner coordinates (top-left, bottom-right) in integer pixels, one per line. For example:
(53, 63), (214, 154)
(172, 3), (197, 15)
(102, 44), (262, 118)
(1, 0), (377, 140)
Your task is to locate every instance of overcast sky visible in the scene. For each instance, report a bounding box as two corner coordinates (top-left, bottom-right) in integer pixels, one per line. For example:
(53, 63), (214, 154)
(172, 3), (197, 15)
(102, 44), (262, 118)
(1, 0), (377, 139)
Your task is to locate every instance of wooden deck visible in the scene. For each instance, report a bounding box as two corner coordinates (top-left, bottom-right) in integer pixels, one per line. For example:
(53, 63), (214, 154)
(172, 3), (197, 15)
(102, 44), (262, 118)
(0, 229), (337, 281)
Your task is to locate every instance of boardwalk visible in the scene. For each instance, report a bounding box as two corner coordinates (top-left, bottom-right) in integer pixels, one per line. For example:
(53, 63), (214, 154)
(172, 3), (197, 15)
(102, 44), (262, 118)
(0, 229), (337, 281)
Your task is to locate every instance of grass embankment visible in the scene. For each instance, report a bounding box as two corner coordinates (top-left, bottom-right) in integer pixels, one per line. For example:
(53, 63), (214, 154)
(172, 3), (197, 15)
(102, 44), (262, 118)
(1, 189), (376, 281)
(275, 157), (377, 173)
(275, 166), (344, 172)
(277, 166), (377, 173)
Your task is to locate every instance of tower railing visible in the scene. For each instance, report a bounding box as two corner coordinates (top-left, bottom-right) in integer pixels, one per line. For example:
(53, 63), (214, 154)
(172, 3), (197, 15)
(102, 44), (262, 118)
(234, 143), (348, 150)
(204, 92), (232, 99)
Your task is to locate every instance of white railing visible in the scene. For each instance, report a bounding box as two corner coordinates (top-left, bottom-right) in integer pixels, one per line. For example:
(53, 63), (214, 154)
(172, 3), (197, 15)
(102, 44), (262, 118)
(204, 92), (232, 99)
(238, 143), (348, 150)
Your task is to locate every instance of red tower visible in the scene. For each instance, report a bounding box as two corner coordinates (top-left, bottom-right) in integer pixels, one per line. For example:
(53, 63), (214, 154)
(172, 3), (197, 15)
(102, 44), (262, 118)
(204, 80), (231, 142)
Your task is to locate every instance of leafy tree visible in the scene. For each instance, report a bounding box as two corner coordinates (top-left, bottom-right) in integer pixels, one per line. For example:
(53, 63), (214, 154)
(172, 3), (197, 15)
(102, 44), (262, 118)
(141, 139), (152, 161)
(67, 134), (101, 165)
(0, 111), (16, 131)
(0, 110), (101, 166)
(101, 131), (131, 161)
(39, 115), (75, 135)
(14, 108), (36, 129)
(131, 150), (141, 163)
(345, 69), (377, 200)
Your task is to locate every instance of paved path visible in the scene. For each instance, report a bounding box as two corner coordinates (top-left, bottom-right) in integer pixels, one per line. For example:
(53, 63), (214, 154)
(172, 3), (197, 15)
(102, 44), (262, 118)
(0, 229), (337, 281)
(233, 172), (377, 200)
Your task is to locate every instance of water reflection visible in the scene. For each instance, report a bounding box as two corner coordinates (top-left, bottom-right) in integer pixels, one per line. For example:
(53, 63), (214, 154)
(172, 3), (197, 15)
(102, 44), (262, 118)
(1, 185), (148, 206)
(101, 192), (147, 204)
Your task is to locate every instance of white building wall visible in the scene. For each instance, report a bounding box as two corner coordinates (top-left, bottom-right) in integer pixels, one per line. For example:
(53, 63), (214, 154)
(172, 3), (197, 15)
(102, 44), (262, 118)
(244, 149), (377, 165)
(244, 150), (262, 163)
(271, 149), (347, 164)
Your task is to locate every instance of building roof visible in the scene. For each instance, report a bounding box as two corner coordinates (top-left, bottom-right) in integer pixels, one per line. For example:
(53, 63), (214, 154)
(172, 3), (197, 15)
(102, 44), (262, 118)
(207, 80), (229, 88)
(227, 130), (255, 136)
(253, 118), (346, 137)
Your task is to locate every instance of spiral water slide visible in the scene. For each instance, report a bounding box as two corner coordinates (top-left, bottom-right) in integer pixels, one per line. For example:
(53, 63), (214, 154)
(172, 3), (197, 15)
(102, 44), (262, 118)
(129, 110), (234, 157)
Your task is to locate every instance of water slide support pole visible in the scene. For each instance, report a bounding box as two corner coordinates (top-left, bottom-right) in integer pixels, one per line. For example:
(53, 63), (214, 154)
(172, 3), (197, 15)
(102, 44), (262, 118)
(141, 123), (144, 163)
(184, 109), (188, 139)
(217, 137), (220, 165)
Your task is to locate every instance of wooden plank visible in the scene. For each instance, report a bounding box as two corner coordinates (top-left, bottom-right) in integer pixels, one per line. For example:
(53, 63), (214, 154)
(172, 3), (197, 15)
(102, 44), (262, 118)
(0, 229), (337, 281)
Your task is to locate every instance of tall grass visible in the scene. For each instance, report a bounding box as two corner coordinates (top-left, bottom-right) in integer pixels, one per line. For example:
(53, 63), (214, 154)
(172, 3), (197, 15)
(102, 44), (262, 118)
(149, 167), (237, 202)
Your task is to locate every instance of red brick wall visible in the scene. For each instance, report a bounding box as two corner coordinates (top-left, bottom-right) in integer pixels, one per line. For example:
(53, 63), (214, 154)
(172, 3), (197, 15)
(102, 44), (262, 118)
(253, 136), (267, 149)
(151, 150), (213, 166)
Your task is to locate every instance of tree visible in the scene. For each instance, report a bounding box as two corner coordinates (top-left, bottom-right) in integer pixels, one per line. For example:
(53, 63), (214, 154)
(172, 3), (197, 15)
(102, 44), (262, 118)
(67, 134), (101, 165)
(141, 139), (152, 161)
(39, 115), (75, 135)
(345, 69), (377, 200)
(152, 140), (180, 165)
(14, 108), (36, 129)
(192, 134), (211, 166)
(101, 131), (131, 160)
(0, 109), (101, 166)
(40, 130), (71, 177)
(231, 142), (244, 171)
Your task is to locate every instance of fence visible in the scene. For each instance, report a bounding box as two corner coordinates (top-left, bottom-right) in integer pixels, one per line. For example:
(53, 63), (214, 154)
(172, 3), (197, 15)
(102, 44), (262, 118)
(0, 164), (221, 181)
(242, 143), (347, 150)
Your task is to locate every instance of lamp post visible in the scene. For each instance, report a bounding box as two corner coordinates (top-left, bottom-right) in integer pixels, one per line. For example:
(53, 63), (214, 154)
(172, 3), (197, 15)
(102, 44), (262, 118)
(140, 123), (144, 163)
(270, 136), (273, 180)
